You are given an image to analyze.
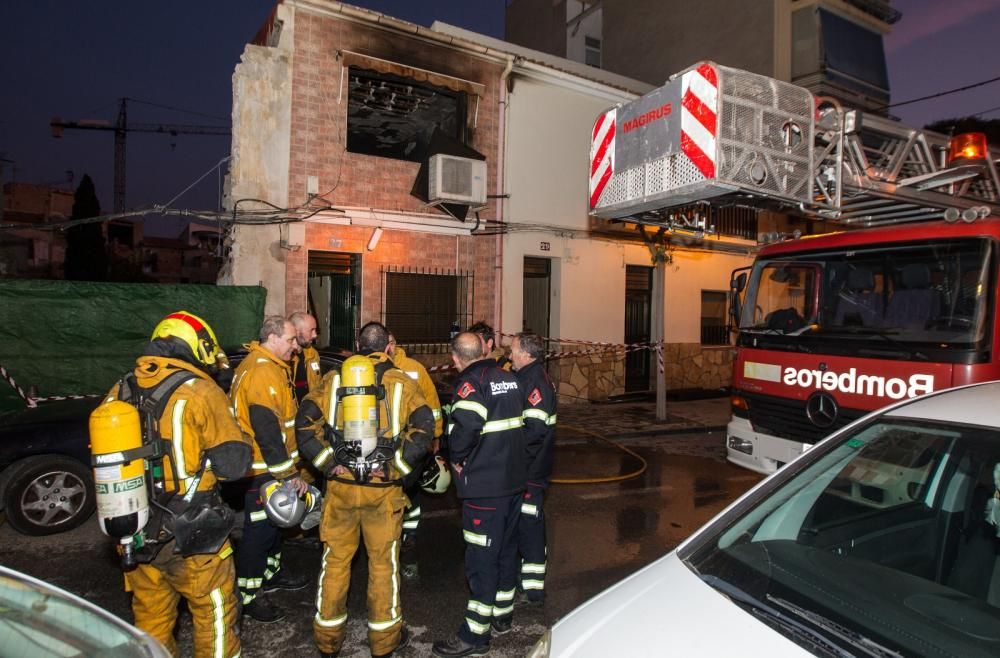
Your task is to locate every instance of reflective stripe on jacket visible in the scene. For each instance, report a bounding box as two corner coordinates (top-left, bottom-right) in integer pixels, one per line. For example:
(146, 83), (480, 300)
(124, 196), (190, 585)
(108, 356), (251, 495)
(449, 358), (526, 498)
(391, 346), (443, 438)
(230, 342), (299, 479)
(515, 359), (558, 487)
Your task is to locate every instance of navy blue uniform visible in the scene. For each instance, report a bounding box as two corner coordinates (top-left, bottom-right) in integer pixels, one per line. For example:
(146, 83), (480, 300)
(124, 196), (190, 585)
(448, 359), (526, 645)
(514, 359), (558, 602)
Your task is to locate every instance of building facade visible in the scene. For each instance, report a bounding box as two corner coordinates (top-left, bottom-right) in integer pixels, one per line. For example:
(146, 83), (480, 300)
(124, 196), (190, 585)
(224, 0), (506, 353)
(506, 0), (898, 113)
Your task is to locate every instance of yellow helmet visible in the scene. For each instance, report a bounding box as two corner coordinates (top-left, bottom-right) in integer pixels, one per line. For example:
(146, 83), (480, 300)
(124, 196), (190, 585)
(150, 311), (221, 366)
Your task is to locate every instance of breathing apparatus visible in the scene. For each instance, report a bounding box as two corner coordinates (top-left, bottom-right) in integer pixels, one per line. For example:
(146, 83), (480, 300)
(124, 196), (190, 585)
(326, 355), (400, 484)
(89, 312), (233, 569)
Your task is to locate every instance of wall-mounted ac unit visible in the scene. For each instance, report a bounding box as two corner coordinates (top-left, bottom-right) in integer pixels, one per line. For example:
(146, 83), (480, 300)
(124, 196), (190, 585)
(428, 154), (487, 205)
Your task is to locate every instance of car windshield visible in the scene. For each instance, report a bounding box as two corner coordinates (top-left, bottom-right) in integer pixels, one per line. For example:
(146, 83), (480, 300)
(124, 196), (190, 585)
(682, 415), (1000, 657)
(738, 238), (992, 356)
(0, 567), (167, 656)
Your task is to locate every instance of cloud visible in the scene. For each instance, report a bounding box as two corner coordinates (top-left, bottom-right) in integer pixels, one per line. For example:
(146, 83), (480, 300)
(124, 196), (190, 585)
(885, 0), (1000, 53)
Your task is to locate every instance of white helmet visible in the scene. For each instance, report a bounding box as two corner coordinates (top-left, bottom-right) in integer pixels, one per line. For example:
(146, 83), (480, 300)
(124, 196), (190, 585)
(419, 456), (451, 495)
(262, 480), (322, 528)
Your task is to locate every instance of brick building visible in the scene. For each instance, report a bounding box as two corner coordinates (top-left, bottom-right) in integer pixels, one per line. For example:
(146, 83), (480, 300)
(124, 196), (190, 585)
(0, 182), (73, 278)
(225, 0), (506, 351)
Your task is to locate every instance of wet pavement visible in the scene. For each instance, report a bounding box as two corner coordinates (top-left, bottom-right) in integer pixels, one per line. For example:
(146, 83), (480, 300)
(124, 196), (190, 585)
(0, 394), (761, 657)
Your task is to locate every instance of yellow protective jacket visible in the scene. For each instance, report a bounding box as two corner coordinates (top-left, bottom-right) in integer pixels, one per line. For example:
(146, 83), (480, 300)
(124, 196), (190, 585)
(291, 345), (322, 396)
(230, 342), (299, 480)
(295, 352), (434, 483)
(391, 346), (443, 438)
(108, 357), (251, 495)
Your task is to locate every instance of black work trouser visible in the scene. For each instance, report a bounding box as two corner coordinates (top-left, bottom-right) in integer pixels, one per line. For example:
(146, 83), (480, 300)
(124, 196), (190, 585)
(518, 483), (547, 601)
(457, 493), (521, 645)
(235, 474), (284, 605)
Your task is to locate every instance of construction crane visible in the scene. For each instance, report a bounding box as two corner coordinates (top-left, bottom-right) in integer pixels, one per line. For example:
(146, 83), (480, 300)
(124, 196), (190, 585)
(50, 98), (230, 212)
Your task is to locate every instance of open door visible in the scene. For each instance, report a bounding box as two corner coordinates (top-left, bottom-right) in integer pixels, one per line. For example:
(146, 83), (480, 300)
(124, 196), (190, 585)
(308, 251), (360, 350)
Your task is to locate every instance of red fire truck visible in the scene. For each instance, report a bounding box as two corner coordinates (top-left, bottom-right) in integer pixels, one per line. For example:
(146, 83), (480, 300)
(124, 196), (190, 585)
(589, 62), (1000, 474)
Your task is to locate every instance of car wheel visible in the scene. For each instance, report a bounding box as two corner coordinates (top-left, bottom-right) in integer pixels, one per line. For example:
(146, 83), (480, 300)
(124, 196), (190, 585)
(3, 456), (95, 536)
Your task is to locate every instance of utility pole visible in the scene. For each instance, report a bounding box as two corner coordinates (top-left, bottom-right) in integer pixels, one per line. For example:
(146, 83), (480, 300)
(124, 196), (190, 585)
(51, 98), (230, 213)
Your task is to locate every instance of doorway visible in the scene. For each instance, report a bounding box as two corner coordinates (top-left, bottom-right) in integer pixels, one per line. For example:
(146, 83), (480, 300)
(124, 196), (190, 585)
(523, 256), (551, 337)
(624, 265), (653, 392)
(308, 251), (360, 350)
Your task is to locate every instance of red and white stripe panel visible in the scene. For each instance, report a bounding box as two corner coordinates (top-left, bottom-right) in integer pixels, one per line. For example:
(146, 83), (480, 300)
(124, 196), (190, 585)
(589, 108), (616, 210)
(680, 63), (718, 180)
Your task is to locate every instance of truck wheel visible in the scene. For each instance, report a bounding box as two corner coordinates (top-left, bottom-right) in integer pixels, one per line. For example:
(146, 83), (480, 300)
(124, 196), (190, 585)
(3, 456), (95, 536)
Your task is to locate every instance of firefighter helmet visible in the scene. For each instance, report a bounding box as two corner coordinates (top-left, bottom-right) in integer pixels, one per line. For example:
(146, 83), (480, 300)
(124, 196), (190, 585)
(299, 484), (323, 531)
(151, 311), (222, 366)
(419, 455), (451, 494)
(261, 480), (306, 528)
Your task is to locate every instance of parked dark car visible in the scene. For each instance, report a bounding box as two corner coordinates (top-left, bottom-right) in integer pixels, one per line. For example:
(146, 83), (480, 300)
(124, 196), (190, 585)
(0, 346), (352, 537)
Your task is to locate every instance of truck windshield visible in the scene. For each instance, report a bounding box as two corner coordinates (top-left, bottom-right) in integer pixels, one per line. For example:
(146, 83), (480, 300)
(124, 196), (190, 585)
(681, 415), (1000, 657)
(739, 238), (992, 348)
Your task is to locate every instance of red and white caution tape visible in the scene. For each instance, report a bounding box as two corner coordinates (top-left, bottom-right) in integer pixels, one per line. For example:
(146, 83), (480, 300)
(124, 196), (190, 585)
(1, 362), (101, 408)
(0, 363), (35, 408)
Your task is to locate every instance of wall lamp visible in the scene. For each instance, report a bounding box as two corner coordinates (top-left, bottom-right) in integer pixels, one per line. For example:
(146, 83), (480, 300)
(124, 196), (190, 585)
(367, 227), (383, 251)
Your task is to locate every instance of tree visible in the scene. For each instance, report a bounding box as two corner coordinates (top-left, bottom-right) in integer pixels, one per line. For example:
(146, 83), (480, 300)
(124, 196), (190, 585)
(63, 174), (109, 281)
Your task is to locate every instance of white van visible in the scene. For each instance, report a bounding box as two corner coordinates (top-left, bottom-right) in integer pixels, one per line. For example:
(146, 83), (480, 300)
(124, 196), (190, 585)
(531, 381), (1000, 657)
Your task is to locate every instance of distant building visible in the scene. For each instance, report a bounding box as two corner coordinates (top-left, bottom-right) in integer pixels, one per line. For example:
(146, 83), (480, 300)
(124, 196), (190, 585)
(0, 182), (73, 278)
(506, 0), (898, 113)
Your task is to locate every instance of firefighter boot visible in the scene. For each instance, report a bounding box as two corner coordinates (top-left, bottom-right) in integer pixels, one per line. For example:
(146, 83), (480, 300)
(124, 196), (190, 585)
(243, 596), (285, 623)
(432, 636), (490, 657)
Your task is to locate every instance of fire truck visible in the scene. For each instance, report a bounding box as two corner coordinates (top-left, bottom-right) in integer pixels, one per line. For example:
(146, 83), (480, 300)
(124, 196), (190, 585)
(589, 62), (1000, 474)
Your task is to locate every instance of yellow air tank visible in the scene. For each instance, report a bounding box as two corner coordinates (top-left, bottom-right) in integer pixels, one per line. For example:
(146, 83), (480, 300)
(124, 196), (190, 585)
(89, 401), (149, 547)
(340, 355), (378, 456)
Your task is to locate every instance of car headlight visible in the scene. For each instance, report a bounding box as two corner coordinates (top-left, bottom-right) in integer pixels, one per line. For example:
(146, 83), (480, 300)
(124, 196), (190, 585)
(728, 435), (754, 454)
(527, 629), (551, 658)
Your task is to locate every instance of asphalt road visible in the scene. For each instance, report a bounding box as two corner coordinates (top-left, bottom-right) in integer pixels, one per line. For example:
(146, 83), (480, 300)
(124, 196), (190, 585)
(0, 427), (761, 657)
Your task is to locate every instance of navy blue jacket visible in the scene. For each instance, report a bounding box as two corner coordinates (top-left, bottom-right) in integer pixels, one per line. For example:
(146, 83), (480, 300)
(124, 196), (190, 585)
(449, 359), (526, 499)
(515, 359), (558, 487)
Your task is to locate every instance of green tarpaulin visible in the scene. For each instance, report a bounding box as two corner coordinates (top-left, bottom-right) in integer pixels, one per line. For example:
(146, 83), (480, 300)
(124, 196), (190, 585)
(0, 280), (266, 411)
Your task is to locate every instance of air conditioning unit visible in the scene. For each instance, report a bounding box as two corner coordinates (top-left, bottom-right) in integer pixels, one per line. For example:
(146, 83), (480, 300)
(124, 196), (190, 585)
(428, 154), (487, 206)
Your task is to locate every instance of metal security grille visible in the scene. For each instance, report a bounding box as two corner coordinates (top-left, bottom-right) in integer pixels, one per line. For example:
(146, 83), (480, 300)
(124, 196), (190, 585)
(381, 266), (473, 353)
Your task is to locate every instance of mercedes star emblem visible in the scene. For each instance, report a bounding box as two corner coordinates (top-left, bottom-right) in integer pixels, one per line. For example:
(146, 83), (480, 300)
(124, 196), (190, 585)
(805, 392), (838, 429)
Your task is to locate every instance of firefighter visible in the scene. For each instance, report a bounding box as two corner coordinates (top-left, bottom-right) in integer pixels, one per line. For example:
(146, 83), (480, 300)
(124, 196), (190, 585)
(106, 311), (252, 658)
(432, 332), (526, 658)
(290, 311), (321, 402)
(296, 321), (434, 658)
(230, 315), (307, 623)
(387, 331), (444, 552)
(468, 321), (513, 371)
(509, 332), (557, 607)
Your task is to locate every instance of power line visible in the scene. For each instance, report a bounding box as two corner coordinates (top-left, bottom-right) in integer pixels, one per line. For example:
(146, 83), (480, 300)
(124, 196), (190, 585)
(127, 98), (229, 123)
(876, 75), (1000, 111)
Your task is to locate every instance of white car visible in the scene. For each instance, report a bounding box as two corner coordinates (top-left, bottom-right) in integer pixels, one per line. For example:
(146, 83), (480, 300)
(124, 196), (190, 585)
(532, 381), (1000, 657)
(0, 565), (169, 657)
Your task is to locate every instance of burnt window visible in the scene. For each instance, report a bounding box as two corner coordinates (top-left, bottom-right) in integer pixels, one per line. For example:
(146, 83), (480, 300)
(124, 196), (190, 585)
(701, 290), (729, 345)
(107, 221), (134, 246)
(347, 67), (467, 162)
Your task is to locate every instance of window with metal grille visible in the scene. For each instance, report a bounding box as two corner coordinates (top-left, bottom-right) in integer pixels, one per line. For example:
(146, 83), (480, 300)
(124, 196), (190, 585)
(712, 206), (758, 240)
(382, 267), (473, 351)
(701, 290), (729, 345)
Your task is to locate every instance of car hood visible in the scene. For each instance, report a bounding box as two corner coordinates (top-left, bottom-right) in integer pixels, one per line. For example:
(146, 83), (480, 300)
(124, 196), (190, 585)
(549, 552), (811, 657)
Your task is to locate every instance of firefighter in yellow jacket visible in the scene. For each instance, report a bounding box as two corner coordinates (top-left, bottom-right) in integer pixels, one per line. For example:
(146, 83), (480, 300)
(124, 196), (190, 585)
(387, 331), (443, 550)
(107, 311), (251, 658)
(297, 322), (434, 658)
(229, 315), (307, 623)
(290, 311), (322, 402)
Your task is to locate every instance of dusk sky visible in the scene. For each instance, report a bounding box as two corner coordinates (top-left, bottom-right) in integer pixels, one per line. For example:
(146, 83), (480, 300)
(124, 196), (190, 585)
(1, 0), (997, 236)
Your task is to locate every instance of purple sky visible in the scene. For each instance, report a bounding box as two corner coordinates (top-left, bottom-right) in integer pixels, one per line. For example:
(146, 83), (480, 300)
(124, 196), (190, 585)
(1, 0), (996, 236)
